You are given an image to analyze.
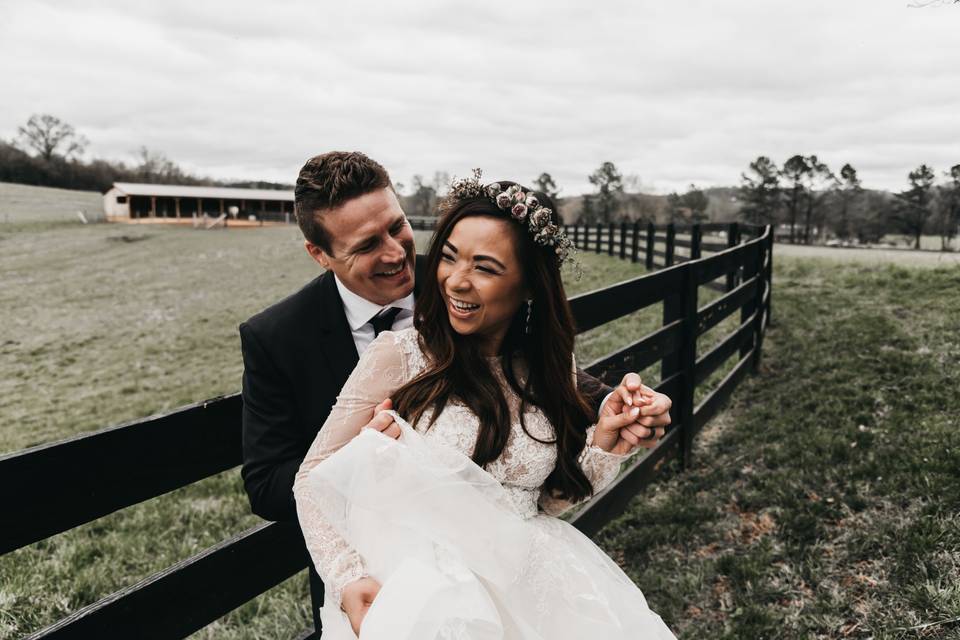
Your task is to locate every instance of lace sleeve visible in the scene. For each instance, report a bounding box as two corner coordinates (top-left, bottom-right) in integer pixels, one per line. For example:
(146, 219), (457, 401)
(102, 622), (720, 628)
(292, 330), (412, 606)
(538, 425), (633, 517)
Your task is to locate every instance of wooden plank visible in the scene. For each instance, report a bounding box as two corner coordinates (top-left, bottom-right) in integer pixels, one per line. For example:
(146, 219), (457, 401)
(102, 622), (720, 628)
(694, 311), (757, 385)
(674, 238), (692, 249)
(583, 320), (684, 382)
(569, 266), (685, 333)
(0, 394), (242, 556)
(26, 522), (309, 640)
(569, 424), (681, 537)
(693, 239), (761, 286)
(693, 350), (754, 433)
(696, 276), (759, 337)
(698, 222), (728, 232)
(704, 281), (727, 293)
(701, 241), (728, 252)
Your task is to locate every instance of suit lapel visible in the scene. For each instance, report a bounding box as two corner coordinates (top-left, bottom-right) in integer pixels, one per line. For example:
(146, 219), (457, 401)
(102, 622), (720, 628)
(314, 272), (360, 390)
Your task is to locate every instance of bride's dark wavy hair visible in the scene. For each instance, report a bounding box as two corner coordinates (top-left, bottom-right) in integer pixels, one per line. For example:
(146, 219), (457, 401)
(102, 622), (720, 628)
(392, 182), (596, 503)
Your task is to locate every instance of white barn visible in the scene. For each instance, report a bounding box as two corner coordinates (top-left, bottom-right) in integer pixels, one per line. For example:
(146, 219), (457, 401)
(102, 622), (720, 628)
(102, 183), (295, 223)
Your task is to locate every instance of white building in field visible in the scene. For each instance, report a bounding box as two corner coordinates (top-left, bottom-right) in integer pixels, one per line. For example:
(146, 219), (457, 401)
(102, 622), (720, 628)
(102, 183), (295, 223)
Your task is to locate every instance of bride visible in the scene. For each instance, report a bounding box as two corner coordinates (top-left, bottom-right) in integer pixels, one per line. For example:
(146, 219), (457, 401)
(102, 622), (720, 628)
(293, 173), (676, 639)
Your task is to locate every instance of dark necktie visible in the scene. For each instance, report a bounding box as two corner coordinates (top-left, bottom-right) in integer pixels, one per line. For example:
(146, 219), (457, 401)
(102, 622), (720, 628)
(369, 307), (402, 337)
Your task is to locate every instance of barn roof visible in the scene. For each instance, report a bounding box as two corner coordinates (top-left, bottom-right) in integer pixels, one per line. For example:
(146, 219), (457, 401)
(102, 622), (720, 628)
(109, 183), (294, 201)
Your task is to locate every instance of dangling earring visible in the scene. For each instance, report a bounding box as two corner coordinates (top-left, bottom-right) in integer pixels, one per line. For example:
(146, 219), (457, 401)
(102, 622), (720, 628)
(524, 299), (533, 335)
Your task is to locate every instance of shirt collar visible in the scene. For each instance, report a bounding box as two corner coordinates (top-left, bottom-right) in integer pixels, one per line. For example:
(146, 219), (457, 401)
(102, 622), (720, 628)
(334, 275), (415, 331)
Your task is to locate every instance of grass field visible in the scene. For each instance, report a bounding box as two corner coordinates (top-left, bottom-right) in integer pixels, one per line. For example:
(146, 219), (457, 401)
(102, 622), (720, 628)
(596, 260), (960, 639)
(0, 182), (105, 227)
(2, 183), (957, 638)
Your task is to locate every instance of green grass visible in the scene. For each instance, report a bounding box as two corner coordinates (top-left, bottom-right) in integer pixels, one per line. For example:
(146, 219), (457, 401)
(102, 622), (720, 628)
(0, 182), (105, 228)
(595, 259), (960, 639)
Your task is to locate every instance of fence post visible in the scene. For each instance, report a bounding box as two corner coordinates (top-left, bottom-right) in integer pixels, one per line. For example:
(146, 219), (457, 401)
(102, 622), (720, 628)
(665, 224), (676, 266)
(619, 222), (627, 260)
(765, 228), (773, 326)
(631, 221), (640, 263)
(645, 222), (655, 270)
(691, 224), (702, 260)
(661, 262), (699, 469)
(751, 234), (768, 369)
(740, 238), (761, 362)
(726, 222), (740, 291)
(607, 222), (615, 256)
(573, 224), (580, 249)
(595, 223), (602, 254)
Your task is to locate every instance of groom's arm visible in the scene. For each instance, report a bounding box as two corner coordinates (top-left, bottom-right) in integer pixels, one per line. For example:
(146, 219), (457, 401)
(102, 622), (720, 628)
(239, 322), (301, 523)
(575, 368), (613, 416)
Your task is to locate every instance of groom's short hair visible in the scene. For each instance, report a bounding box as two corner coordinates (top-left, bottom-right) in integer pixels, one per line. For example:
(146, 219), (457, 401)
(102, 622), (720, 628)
(294, 151), (393, 253)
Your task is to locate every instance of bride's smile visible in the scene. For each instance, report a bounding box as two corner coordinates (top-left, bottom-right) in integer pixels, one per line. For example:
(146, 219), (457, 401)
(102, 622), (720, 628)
(437, 215), (528, 355)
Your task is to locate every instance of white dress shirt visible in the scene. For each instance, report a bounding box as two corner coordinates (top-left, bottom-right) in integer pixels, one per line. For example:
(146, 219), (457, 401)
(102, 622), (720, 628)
(334, 275), (415, 356)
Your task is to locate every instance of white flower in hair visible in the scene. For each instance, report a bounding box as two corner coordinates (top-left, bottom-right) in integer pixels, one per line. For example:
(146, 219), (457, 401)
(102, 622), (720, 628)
(511, 203), (528, 220)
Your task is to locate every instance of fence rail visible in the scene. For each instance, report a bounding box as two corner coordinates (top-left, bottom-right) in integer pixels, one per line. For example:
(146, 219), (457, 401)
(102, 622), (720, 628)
(0, 223), (773, 639)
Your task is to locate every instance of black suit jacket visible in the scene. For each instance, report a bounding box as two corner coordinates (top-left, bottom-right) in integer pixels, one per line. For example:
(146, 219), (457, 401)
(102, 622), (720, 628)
(240, 269), (361, 522)
(240, 260), (613, 523)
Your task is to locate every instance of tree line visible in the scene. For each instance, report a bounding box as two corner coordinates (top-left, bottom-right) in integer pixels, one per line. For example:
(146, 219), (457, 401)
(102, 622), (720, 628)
(5, 114), (958, 249)
(739, 155), (960, 250)
(0, 114), (290, 192)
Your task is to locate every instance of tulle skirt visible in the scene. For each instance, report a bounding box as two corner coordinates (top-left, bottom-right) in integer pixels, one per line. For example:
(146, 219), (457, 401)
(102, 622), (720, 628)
(304, 413), (676, 639)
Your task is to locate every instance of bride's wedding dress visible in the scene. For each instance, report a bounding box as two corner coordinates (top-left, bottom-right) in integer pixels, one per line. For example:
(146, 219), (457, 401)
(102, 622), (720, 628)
(293, 328), (675, 639)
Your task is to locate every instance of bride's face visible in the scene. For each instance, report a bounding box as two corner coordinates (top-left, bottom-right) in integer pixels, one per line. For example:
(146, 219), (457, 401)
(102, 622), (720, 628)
(438, 216), (527, 355)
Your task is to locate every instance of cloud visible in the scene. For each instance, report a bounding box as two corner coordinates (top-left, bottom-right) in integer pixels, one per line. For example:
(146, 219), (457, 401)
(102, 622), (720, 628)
(1, 0), (958, 194)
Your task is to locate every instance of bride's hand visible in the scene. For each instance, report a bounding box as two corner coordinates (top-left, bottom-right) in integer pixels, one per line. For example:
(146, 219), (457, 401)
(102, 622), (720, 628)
(341, 576), (382, 635)
(594, 404), (647, 455)
(360, 398), (401, 439)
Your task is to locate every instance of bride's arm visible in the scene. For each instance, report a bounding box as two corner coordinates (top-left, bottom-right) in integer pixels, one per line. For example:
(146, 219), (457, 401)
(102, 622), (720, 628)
(537, 425), (634, 517)
(292, 331), (411, 606)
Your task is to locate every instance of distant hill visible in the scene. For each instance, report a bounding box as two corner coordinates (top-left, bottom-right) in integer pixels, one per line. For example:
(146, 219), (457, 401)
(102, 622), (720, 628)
(0, 182), (103, 223)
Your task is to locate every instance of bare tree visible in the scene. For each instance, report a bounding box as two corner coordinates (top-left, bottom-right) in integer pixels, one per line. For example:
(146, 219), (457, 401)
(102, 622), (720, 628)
(17, 114), (88, 161)
(409, 174), (437, 217)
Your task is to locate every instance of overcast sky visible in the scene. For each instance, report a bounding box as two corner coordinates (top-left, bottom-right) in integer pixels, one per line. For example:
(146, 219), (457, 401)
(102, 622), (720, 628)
(1, 0), (958, 195)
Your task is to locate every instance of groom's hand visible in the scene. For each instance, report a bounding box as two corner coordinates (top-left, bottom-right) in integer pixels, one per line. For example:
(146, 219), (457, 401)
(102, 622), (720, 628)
(361, 398), (401, 439)
(341, 576), (382, 635)
(601, 373), (671, 449)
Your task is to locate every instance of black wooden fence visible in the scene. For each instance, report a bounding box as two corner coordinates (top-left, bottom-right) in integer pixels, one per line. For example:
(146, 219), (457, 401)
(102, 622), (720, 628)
(0, 224), (773, 638)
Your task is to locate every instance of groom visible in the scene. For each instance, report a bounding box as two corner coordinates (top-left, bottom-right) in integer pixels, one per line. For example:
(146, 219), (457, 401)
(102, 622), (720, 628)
(239, 151), (672, 629)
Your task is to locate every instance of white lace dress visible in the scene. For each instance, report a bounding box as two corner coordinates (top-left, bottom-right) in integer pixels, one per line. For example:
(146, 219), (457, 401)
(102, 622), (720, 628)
(293, 328), (675, 639)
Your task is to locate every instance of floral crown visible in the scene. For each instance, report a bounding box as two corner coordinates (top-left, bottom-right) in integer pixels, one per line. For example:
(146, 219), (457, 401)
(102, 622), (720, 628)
(446, 169), (579, 270)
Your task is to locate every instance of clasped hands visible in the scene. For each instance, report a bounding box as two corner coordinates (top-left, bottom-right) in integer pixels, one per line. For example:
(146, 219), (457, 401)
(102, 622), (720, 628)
(593, 372), (672, 456)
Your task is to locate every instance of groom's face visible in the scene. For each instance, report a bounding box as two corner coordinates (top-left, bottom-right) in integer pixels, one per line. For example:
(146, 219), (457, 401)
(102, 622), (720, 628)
(305, 188), (416, 306)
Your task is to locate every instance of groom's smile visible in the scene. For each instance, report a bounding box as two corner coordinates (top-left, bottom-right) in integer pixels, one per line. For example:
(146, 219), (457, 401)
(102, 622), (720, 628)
(305, 187), (416, 306)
